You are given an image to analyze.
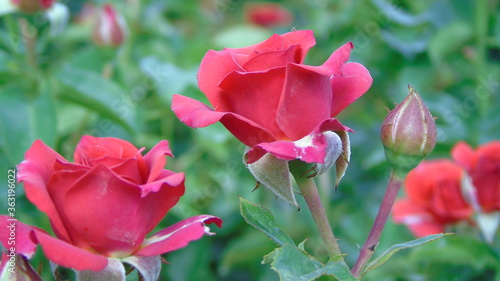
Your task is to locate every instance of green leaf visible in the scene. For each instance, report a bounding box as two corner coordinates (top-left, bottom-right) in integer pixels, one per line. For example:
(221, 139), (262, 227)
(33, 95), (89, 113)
(0, 84), (57, 167)
(409, 235), (500, 270)
(55, 66), (134, 133)
(239, 198), (295, 246)
(263, 245), (356, 281)
(220, 232), (276, 275)
(428, 21), (472, 64)
(140, 56), (197, 102)
(361, 233), (448, 278)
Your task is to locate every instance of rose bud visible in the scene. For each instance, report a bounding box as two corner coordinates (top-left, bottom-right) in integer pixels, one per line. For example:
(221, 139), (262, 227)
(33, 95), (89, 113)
(92, 4), (127, 47)
(380, 85), (437, 178)
(10, 0), (54, 13)
(245, 3), (293, 28)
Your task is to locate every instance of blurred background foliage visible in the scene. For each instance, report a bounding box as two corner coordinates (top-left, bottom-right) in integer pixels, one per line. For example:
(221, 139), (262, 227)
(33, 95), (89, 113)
(0, 0), (499, 280)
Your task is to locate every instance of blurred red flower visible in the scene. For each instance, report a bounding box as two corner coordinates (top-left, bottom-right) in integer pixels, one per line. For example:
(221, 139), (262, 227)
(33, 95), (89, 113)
(245, 3), (293, 28)
(172, 30), (372, 165)
(452, 141), (500, 213)
(392, 160), (473, 237)
(0, 136), (221, 274)
(11, 0), (54, 13)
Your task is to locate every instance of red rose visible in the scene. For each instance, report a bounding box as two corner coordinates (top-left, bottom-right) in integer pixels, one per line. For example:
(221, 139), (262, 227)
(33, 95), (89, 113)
(172, 30), (372, 165)
(0, 136), (221, 276)
(392, 160), (473, 237)
(245, 3), (293, 28)
(452, 141), (500, 213)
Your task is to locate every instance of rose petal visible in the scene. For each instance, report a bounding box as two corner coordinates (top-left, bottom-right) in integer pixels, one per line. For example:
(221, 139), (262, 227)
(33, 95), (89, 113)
(35, 231), (108, 271)
(321, 42), (354, 75)
(197, 49), (245, 108)
(245, 118), (349, 164)
(46, 168), (92, 247)
(136, 215), (222, 256)
(477, 141), (500, 162)
(224, 30), (315, 67)
(392, 199), (445, 237)
(139, 170), (184, 197)
(471, 155), (500, 212)
(17, 140), (71, 242)
(61, 165), (184, 257)
(138, 171), (185, 235)
(295, 42), (354, 77)
(172, 94), (275, 147)
(143, 140), (173, 183)
(280, 30), (316, 62)
(172, 95), (227, 128)
(61, 165), (151, 256)
(218, 68), (287, 140)
(74, 136), (140, 165)
(242, 44), (301, 71)
(405, 160), (463, 207)
(277, 63), (332, 140)
(0, 216), (41, 259)
(330, 62), (373, 116)
(451, 141), (475, 171)
(431, 174), (473, 222)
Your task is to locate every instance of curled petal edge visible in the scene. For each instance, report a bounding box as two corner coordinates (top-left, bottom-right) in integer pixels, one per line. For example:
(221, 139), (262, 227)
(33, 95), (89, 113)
(136, 215), (222, 257)
(245, 118), (351, 164)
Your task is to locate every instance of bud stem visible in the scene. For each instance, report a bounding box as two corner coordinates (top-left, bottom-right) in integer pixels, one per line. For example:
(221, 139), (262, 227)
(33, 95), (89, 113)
(297, 177), (345, 263)
(351, 171), (403, 277)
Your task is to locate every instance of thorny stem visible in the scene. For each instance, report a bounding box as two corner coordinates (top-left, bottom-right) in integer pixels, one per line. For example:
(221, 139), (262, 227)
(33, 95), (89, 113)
(297, 177), (345, 264)
(351, 171), (403, 277)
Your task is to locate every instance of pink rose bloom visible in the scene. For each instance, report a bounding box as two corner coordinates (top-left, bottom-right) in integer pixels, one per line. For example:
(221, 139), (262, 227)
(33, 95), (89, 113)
(172, 30), (372, 165)
(0, 136), (221, 278)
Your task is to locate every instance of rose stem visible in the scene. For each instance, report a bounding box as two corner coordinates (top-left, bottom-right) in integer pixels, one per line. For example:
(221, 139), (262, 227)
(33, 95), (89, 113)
(297, 177), (345, 264)
(351, 171), (403, 277)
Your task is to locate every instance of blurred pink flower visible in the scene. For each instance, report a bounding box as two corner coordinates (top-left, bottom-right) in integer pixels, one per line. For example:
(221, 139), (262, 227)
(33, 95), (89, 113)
(11, 0), (54, 13)
(92, 4), (128, 47)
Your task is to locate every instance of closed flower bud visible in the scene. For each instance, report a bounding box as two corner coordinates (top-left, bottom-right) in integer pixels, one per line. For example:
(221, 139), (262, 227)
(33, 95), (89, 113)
(92, 4), (127, 47)
(11, 0), (54, 13)
(380, 86), (436, 178)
